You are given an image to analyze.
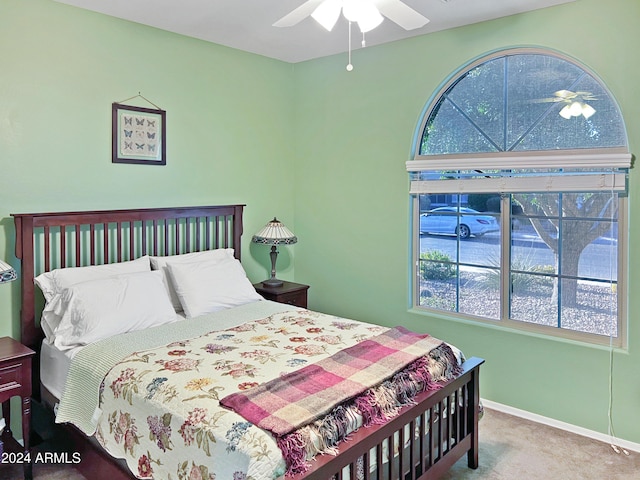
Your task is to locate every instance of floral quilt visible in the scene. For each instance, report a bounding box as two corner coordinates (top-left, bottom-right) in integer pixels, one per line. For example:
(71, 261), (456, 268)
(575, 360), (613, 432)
(95, 309), (389, 480)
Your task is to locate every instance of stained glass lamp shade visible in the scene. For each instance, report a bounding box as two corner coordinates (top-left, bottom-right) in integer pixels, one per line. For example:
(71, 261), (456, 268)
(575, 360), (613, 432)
(252, 218), (297, 287)
(0, 259), (17, 284)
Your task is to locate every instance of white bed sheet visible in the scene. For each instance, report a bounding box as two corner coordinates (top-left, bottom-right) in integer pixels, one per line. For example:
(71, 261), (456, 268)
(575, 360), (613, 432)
(41, 312), (189, 401)
(40, 339), (80, 400)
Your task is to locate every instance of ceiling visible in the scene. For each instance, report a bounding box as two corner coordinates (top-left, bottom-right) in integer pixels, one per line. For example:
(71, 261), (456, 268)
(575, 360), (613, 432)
(53, 0), (576, 64)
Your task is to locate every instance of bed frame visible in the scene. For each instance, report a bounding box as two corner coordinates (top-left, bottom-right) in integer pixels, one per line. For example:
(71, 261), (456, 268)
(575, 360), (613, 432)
(12, 204), (483, 480)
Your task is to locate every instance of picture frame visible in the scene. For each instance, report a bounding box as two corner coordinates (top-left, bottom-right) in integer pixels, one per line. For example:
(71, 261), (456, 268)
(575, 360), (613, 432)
(112, 103), (166, 165)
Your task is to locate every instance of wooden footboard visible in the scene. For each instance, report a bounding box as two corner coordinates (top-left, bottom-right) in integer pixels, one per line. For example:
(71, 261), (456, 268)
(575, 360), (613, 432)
(288, 356), (484, 480)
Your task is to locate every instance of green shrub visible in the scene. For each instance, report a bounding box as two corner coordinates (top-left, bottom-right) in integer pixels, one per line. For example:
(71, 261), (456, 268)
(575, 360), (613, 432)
(419, 251), (456, 281)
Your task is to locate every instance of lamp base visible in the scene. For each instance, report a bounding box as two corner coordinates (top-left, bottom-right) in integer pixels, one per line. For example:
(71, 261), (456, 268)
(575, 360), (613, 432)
(262, 245), (284, 288)
(261, 278), (284, 288)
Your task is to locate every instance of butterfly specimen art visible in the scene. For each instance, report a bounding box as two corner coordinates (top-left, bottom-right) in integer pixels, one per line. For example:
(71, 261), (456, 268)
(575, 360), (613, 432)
(112, 101), (166, 165)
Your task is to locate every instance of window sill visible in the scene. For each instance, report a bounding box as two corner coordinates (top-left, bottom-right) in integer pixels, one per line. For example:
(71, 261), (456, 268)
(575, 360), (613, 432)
(408, 307), (628, 353)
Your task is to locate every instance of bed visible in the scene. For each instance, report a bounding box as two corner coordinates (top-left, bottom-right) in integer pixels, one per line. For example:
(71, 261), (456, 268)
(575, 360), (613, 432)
(12, 204), (484, 480)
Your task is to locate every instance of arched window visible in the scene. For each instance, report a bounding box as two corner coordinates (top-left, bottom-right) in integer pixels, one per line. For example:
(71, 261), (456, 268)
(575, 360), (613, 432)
(407, 48), (630, 346)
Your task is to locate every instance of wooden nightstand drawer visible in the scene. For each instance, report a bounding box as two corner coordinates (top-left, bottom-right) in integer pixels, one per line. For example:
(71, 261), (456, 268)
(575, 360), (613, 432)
(276, 290), (307, 308)
(0, 362), (25, 395)
(253, 281), (309, 308)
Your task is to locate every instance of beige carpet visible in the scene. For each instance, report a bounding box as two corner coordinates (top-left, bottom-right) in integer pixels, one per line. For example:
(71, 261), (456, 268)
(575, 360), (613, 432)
(1, 408), (638, 479)
(443, 408), (640, 479)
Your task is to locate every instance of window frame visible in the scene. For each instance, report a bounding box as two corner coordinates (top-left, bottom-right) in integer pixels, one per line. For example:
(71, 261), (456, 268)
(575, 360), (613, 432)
(408, 48), (630, 348)
(411, 193), (628, 348)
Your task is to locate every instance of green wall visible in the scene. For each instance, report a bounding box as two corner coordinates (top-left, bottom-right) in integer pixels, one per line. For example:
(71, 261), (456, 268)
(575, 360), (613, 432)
(293, 0), (640, 444)
(1, 0), (639, 447)
(0, 0), (297, 340)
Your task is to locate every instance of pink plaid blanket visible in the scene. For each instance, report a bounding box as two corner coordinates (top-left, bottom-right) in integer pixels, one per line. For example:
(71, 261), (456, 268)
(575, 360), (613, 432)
(220, 326), (461, 474)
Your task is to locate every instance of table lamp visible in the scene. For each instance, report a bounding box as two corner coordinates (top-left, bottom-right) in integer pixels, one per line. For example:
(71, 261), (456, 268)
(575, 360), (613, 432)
(0, 259), (17, 284)
(252, 218), (297, 287)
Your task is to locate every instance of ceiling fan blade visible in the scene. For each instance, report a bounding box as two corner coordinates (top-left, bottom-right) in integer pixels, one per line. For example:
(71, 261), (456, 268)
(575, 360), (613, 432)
(553, 89), (577, 100)
(574, 91), (598, 100)
(531, 97), (565, 103)
(273, 0), (325, 27)
(375, 0), (429, 30)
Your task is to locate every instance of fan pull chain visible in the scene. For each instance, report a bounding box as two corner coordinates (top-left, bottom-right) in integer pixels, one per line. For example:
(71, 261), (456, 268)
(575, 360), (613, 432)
(346, 21), (353, 71)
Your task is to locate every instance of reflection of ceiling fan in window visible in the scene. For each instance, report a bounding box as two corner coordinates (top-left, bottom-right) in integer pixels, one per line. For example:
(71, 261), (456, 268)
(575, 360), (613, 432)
(273, 0), (430, 33)
(536, 90), (597, 119)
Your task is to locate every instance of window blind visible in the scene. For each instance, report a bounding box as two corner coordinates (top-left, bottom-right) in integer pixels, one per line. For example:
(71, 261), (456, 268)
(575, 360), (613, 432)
(407, 152), (631, 195)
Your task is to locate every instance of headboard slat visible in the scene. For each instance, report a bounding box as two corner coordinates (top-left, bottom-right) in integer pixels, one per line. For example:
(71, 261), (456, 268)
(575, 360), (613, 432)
(194, 217), (200, 251)
(152, 220), (158, 256)
(116, 222), (123, 262)
(205, 217), (211, 250)
(164, 221), (170, 257)
(186, 217), (191, 252)
(215, 218), (220, 250)
(175, 219), (180, 255)
(141, 222), (147, 257)
(129, 222), (135, 261)
(103, 223), (109, 265)
(43, 226), (51, 272)
(60, 226), (67, 269)
(224, 217), (230, 248)
(12, 205), (245, 350)
(75, 226), (81, 267)
(90, 224), (96, 265)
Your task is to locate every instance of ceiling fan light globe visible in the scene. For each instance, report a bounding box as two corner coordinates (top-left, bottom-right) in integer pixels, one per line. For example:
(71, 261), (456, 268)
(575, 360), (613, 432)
(312, 0), (342, 31)
(581, 103), (596, 119)
(343, 0), (382, 31)
(342, 0), (363, 21)
(559, 104), (573, 119)
(357, 7), (383, 32)
(569, 101), (583, 117)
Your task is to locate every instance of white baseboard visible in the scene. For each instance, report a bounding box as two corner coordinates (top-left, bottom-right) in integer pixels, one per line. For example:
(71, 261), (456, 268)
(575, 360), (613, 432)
(481, 399), (640, 454)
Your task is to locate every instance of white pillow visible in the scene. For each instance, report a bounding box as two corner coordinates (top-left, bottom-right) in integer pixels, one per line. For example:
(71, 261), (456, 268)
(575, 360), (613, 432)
(35, 256), (151, 303)
(46, 270), (177, 350)
(167, 257), (262, 318)
(150, 249), (235, 312)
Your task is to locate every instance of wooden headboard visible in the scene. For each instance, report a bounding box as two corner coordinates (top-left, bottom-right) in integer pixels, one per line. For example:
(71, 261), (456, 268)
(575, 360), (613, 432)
(12, 205), (245, 351)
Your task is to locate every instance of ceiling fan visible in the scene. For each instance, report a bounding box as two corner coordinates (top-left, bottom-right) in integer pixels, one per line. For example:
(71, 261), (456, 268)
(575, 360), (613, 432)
(273, 0), (430, 33)
(535, 90), (598, 119)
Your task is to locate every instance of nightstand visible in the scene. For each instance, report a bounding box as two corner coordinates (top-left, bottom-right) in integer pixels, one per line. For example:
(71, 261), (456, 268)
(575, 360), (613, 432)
(0, 337), (35, 480)
(253, 281), (309, 308)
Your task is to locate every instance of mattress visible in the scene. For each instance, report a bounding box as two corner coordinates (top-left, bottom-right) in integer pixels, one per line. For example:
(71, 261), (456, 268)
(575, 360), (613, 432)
(40, 339), (81, 400)
(41, 312), (190, 400)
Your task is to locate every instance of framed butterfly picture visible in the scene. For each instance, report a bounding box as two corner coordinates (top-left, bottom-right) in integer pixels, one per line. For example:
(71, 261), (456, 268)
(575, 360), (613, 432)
(112, 103), (166, 165)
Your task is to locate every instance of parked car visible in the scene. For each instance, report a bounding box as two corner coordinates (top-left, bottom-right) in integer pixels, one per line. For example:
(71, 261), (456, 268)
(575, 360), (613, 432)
(420, 207), (499, 239)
